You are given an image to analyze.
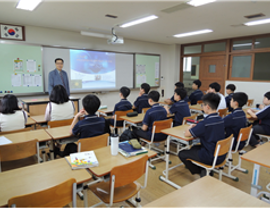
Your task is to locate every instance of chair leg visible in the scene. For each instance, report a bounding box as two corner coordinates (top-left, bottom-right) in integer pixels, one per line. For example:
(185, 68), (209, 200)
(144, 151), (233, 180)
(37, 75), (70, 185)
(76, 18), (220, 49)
(219, 169), (223, 181)
(42, 150), (46, 162)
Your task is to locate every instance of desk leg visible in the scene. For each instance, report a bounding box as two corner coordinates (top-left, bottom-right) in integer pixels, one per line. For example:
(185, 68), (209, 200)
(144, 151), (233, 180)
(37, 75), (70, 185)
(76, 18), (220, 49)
(123, 120), (126, 131)
(49, 140), (54, 160)
(159, 135), (181, 189)
(251, 163), (261, 197)
(83, 184), (88, 207)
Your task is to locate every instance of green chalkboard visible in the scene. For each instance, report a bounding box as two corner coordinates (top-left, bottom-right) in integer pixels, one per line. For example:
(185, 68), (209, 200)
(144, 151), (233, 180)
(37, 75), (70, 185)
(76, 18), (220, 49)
(0, 42), (43, 95)
(135, 54), (160, 88)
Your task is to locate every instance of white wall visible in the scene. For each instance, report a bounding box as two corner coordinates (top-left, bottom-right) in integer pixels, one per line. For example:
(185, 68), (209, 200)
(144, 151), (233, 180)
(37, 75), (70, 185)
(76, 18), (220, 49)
(16, 25), (180, 108)
(225, 80), (270, 105)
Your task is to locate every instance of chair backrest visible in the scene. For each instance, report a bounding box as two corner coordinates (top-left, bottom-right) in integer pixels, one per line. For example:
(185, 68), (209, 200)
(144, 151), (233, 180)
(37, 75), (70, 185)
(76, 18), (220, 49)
(48, 118), (73, 128)
(0, 127), (32, 135)
(197, 100), (203, 104)
(234, 125), (253, 151)
(182, 114), (198, 125)
(247, 99), (254, 107)
(152, 118), (173, 133)
(187, 101), (191, 105)
(114, 110), (133, 121)
(110, 155), (148, 188)
(218, 108), (228, 118)
(78, 133), (109, 152)
(142, 107), (150, 114)
(214, 135), (233, 157)
(8, 178), (76, 207)
(0, 139), (39, 162)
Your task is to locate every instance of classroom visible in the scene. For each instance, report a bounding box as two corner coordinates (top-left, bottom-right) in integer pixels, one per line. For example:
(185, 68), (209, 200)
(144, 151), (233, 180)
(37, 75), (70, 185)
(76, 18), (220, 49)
(0, 0), (270, 208)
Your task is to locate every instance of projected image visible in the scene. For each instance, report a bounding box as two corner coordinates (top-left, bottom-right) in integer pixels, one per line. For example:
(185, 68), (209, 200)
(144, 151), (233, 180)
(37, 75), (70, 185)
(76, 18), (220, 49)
(70, 50), (116, 89)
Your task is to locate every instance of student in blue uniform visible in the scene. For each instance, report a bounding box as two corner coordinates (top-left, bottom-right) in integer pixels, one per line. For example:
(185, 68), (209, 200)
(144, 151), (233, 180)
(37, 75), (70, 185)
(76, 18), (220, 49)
(224, 92), (248, 150)
(132, 90), (168, 142)
(165, 88), (190, 126)
(189, 80), (204, 105)
(107, 86), (132, 134)
(133, 83), (151, 113)
(225, 84), (236, 112)
(54, 94), (108, 157)
(178, 93), (225, 177)
(247, 91), (270, 147)
(165, 82), (189, 105)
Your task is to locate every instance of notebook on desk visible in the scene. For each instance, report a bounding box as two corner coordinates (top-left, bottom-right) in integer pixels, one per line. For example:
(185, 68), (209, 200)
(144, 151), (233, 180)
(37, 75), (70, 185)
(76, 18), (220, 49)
(65, 151), (99, 170)
(118, 141), (148, 157)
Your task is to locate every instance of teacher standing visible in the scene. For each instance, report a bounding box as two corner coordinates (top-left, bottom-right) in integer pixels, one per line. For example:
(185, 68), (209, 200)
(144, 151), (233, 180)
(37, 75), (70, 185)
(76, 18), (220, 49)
(48, 58), (70, 96)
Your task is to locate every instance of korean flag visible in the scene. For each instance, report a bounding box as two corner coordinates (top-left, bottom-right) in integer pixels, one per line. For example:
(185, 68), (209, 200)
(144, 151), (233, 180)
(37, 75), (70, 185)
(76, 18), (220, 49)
(1, 24), (23, 40)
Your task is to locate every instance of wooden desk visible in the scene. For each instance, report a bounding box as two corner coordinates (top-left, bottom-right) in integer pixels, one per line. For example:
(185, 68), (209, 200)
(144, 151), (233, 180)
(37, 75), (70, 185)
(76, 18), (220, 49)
(88, 146), (157, 177)
(144, 176), (270, 207)
(189, 104), (203, 111)
(160, 124), (195, 189)
(46, 125), (71, 140)
(0, 158), (92, 207)
(30, 115), (47, 124)
(0, 129), (52, 143)
(243, 108), (258, 120)
(21, 97), (80, 116)
(26, 117), (36, 126)
(241, 142), (270, 197)
(97, 108), (114, 117)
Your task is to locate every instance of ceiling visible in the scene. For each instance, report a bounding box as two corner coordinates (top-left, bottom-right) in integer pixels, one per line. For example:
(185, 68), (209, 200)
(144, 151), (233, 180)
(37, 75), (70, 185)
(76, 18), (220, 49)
(0, 0), (270, 45)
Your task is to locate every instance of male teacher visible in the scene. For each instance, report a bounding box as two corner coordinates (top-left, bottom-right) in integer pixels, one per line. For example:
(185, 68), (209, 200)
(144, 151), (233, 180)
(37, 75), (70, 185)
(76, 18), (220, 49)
(48, 58), (70, 96)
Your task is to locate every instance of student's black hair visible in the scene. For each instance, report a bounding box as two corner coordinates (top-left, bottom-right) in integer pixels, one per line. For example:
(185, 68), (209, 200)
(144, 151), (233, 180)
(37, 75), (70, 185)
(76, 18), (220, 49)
(148, 90), (160, 102)
(264, 92), (270, 100)
(232, 92), (248, 108)
(209, 82), (221, 92)
(120, 86), (130, 98)
(141, 83), (150, 94)
(175, 82), (184, 88)
(175, 88), (187, 100)
(55, 58), (64, 63)
(202, 93), (220, 110)
(226, 84), (236, 92)
(82, 94), (101, 115)
(193, 80), (201, 88)
(0, 94), (21, 114)
(49, 85), (69, 104)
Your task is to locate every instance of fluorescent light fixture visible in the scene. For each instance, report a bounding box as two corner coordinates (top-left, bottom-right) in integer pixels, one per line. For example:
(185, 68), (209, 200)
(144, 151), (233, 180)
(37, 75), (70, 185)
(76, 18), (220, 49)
(120, 15), (158, 28)
(174, 29), (213, 38)
(81, 31), (111, 39)
(244, 18), (270, 26)
(16, 0), (42, 11)
(187, 0), (216, 7)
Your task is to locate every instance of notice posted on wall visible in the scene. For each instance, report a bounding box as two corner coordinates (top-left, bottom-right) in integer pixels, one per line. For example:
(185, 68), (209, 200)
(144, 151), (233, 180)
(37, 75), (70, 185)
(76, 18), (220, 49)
(26, 59), (36, 72)
(13, 59), (23, 71)
(11, 74), (21, 86)
(22, 74), (42, 87)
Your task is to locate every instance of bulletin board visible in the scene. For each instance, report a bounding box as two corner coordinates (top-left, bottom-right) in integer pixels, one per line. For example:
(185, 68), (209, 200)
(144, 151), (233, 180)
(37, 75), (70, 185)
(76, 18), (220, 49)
(135, 54), (160, 88)
(0, 42), (43, 95)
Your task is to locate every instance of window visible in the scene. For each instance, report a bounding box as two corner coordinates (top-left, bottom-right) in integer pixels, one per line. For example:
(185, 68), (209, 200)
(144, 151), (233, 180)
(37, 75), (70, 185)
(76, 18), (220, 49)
(183, 57), (192, 72)
(253, 52), (270, 80)
(232, 39), (252, 51)
(183, 45), (201, 55)
(209, 65), (216, 73)
(254, 37), (270, 49)
(204, 42), (226, 52)
(231, 55), (252, 78)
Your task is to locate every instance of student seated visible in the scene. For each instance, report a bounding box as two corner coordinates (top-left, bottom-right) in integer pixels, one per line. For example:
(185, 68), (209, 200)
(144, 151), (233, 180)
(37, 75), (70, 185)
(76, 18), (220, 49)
(107, 86), (132, 134)
(0, 94), (28, 132)
(55, 94), (108, 157)
(178, 93), (225, 177)
(45, 85), (74, 121)
(165, 88), (190, 126)
(247, 91), (270, 147)
(225, 84), (236, 112)
(224, 92), (248, 150)
(189, 80), (204, 105)
(165, 82), (188, 105)
(207, 82), (226, 111)
(133, 83), (151, 113)
(132, 90), (168, 142)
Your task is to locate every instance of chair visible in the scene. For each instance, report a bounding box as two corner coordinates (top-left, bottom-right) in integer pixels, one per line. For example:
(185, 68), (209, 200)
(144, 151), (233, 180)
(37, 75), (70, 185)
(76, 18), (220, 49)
(47, 118), (74, 128)
(187, 135), (233, 181)
(257, 134), (270, 142)
(111, 110), (133, 134)
(218, 108), (228, 118)
(197, 100), (203, 104)
(187, 101), (191, 105)
(8, 178), (77, 207)
(89, 155), (149, 207)
(142, 107), (150, 114)
(0, 127), (32, 135)
(0, 139), (40, 172)
(170, 114), (198, 156)
(140, 118), (173, 169)
(220, 126), (253, 181)
(247, 99), (254, 107)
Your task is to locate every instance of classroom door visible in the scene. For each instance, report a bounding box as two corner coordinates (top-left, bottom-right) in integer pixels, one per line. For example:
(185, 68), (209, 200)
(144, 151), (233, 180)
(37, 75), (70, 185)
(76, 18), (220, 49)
(199, 56), (226, 94)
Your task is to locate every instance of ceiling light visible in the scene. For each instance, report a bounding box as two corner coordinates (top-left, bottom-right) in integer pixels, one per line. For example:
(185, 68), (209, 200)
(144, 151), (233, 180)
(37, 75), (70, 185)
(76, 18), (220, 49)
(244, 18), (270, 26)
(187, 0), (216, 7)
(174, 29), (213, 38)
(119, 15), (158, 28)
(16, 0), (42, 11)
(81, 31), (111, 39)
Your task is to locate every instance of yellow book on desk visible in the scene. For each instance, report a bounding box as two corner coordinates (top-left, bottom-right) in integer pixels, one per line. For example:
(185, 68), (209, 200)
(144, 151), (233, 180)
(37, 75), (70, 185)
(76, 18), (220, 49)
(65, 151), (99, 170)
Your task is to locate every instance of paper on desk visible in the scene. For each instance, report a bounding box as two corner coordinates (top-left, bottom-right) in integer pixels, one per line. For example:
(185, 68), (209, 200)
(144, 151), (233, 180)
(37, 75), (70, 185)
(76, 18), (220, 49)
(0, 136), (12, 145)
